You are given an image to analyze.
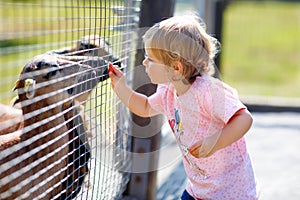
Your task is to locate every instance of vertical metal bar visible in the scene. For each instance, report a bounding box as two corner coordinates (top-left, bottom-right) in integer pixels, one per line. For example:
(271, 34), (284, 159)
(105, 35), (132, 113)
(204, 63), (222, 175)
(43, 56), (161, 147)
(124, 0), (175, 199)
(204, 0), (228, 75)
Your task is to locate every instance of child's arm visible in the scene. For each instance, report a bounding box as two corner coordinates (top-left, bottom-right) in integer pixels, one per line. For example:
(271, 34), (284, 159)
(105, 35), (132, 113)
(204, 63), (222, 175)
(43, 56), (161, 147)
(108, 64), (159, 117)
(189, 109), (253, 158)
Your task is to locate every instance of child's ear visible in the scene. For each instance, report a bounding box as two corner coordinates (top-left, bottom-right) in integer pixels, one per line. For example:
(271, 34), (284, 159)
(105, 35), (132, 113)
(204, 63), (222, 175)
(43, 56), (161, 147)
(172, 61), (183, 74)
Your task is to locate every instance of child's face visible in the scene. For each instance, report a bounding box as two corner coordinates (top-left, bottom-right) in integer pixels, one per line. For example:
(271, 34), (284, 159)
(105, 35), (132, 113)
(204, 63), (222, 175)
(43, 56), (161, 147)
(143, 49), (171, 84)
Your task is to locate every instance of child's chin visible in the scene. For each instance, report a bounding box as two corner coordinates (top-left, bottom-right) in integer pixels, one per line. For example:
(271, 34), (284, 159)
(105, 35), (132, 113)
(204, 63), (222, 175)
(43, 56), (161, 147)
(150, 79), (160, 84)
(148, 77), (156, 84)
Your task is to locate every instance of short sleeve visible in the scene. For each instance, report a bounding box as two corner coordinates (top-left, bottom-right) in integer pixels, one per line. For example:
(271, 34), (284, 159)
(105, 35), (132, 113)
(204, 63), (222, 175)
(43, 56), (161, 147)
(202, 78), (246, 125)
(148, 84), (169, 115)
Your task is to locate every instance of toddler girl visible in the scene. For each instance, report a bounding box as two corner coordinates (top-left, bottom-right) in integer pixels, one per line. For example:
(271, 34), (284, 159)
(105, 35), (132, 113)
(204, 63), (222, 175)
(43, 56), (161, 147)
(109, 15), (258, 200)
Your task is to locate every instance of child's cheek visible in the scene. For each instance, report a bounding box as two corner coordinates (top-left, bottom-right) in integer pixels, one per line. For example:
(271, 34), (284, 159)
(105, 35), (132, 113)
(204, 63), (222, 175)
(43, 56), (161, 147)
(145, 65), (152, 75)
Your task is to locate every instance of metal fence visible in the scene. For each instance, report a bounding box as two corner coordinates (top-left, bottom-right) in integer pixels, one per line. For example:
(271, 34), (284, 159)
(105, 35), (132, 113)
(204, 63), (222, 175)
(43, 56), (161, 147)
(0, 0), (140, 199)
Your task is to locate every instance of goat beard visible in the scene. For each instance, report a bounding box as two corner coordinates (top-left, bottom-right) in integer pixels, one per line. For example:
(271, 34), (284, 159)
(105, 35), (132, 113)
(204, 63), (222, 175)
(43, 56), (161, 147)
(58, 102), (91, 199)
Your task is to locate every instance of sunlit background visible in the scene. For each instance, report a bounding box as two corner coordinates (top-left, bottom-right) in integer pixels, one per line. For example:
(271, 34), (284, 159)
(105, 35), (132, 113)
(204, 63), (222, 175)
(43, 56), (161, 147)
(175, 0), (300, 99)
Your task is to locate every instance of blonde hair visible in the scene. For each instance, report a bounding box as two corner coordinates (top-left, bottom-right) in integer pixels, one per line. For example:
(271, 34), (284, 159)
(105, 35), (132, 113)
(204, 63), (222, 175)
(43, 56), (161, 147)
(143, 15), (219, 83)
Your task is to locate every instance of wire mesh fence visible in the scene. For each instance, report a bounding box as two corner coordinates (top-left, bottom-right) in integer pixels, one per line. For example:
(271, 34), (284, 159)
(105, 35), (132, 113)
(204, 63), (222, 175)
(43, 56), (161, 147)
(0, 0), (141, 199)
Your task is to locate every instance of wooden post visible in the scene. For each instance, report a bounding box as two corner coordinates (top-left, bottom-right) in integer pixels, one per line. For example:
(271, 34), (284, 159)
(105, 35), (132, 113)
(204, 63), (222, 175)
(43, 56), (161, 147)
(123, 0), (175, 199)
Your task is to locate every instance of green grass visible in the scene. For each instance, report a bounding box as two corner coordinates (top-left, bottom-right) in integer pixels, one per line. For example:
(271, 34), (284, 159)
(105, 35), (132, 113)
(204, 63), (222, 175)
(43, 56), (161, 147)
(221, 1), (300, 97)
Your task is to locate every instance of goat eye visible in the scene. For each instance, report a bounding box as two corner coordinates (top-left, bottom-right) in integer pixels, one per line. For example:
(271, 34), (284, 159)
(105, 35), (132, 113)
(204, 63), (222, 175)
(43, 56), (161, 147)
(43, 69), (58, 79)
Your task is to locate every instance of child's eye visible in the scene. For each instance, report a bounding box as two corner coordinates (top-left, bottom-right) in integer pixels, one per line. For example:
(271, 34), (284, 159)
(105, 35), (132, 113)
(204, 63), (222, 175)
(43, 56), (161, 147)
(144, 55), (153, 62)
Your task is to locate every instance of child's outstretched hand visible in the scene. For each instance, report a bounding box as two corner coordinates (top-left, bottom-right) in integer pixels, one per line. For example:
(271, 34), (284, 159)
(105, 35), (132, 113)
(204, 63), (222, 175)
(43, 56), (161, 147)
(108, 62), (125, 91)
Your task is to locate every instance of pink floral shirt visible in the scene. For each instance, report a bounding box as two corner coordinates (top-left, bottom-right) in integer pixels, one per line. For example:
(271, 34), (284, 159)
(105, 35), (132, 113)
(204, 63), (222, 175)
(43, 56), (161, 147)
(148, 75), (258, 199)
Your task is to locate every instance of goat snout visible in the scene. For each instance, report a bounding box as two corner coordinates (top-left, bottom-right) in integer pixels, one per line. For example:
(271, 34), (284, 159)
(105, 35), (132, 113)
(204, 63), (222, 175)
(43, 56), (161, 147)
(72, 65), (97, 101)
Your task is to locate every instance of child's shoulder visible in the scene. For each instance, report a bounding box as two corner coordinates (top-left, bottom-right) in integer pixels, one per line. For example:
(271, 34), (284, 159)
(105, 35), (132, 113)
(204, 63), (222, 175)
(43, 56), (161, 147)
(195, 74), (221, 87)
(155, 83), (175, 96)
(196, 75), (238, 94)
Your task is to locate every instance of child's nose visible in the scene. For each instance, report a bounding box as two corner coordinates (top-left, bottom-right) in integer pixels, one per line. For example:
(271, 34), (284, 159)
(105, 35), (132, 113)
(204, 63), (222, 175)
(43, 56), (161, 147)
(142, 58), (148, 66)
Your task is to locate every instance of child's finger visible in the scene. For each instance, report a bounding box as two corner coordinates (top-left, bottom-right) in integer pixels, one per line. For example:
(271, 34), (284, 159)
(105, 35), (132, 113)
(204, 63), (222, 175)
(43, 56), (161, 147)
(188, 141), (203, 158)
(189, 148), (198, 157)
(109, 73), (119, 90)
(189, 141), (202, 152)
(108, 62), (116, 74)
(108, 69), (117, 79)
(109, 62), (123, 76)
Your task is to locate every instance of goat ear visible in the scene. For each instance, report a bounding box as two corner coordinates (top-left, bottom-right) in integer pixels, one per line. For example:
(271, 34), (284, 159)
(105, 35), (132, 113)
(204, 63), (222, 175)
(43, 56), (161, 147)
(24, 79), (36, 99)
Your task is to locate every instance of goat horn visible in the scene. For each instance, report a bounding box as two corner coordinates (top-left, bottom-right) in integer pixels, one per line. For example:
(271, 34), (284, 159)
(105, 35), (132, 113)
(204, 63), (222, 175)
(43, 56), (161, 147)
(11, 96), (20, 107)
(12, 79), (21, 91)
